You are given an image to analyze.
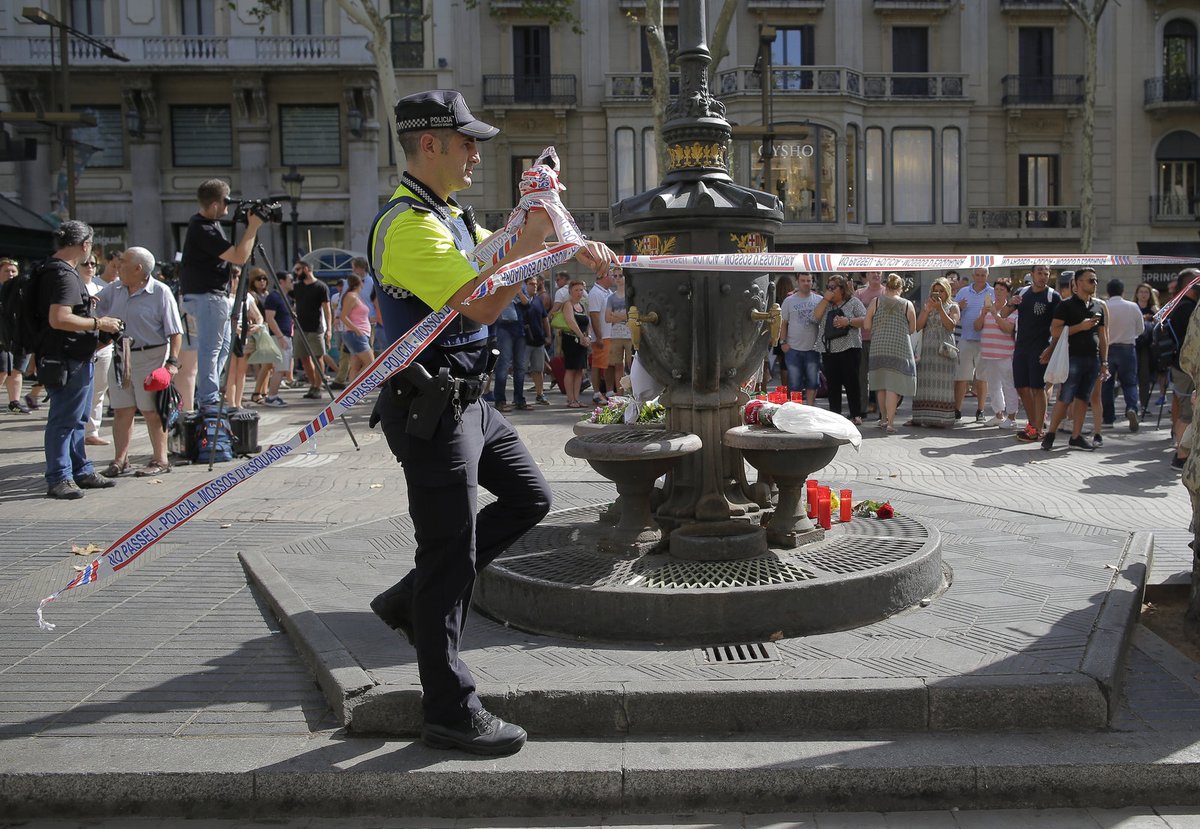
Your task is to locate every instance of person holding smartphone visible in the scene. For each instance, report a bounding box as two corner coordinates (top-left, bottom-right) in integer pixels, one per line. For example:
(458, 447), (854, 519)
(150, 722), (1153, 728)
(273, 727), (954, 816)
(1041, 268), (1109, 452)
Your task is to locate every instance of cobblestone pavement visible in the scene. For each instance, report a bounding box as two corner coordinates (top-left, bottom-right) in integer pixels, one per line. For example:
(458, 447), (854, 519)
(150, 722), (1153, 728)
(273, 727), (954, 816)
(0, 381), (1197, 818)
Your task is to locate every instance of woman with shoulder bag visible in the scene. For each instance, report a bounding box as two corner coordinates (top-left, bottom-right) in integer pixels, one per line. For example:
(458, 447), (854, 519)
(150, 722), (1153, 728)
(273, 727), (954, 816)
(812, 274), (867, 424)
(560, 279), (591, 408)
(909, 277), (961, 428)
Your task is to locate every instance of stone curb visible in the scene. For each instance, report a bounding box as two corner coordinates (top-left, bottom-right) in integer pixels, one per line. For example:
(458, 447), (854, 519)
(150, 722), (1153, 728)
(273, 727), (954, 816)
(3, 733), (1200, 818)
(239, 550), (372, 723)
(1080, 531), (1152, 721)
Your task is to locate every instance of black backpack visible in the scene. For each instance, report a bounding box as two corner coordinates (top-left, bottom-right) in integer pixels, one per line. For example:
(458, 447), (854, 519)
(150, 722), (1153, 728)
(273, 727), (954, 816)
(0, 268), (40, 354)
(1153, 319), (1180, 368)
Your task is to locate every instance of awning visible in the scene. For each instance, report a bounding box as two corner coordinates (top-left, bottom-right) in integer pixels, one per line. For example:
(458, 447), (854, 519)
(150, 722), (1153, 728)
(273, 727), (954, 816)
(0, 193), (55, 262)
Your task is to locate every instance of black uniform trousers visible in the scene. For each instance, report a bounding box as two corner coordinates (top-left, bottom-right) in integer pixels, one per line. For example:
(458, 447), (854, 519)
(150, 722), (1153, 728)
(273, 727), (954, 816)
(376, 387), (551, 726)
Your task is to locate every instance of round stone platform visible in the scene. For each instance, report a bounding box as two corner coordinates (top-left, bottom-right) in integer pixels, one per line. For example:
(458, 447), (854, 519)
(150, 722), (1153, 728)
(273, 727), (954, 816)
(474, 504), (945, 645)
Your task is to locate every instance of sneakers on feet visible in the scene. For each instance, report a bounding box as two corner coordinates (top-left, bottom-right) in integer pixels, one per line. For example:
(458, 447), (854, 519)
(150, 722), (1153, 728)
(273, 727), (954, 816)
(954, 409), (962, 420)
(1127, 409), (1139, 433)
(47, 480), (83, 499)
(23, 393), (39, 411)
(303, 387), (323, 399)
(263, 395), (288, 408)
(1041, 432), (1056, 451)
(329, 382), (347, 391)
(422, 709), (527, 756)
(1068, 435), (1094, 451)
(1172, 454), (1186, 469)
(1017, 424), (1040, 442)
(8, 399), (30, 414)
(985, 414), (1005, 427)
(535, 395), (549, 406)
(1092, 433), (1103, 447)
(75, 472), (116, 489)
(997, 417), (1015, 430)
(975, 410), (985, 423)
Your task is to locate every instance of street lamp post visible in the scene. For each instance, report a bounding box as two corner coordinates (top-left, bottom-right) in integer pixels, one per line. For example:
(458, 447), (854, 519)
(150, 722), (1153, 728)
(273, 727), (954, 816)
(282, 165), (305, 264)
(20, 7), (128, 220)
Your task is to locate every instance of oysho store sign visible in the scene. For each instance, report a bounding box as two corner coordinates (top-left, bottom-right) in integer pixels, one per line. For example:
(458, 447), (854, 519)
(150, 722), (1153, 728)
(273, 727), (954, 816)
(758, 142), (815, 159)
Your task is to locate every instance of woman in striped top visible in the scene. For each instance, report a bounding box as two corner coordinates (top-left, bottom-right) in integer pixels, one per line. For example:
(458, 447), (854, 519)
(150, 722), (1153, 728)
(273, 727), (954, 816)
(974, 277), (1019, 428)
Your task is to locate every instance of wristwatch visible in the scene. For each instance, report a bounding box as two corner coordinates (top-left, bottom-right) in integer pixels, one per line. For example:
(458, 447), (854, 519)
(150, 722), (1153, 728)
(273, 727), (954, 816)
(165, 357), (180, 367)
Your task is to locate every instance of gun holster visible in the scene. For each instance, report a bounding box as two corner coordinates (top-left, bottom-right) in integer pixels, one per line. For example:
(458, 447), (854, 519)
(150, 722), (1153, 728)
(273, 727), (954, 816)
(387, 364), (453, 440)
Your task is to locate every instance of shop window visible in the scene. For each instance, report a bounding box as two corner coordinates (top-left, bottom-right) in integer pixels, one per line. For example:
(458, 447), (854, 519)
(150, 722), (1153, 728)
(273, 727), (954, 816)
(615, 127), (636, 202)
(749, 124), (837, 223)
(942, 128), (960, 224)
(171, 105), (232, 167)
(865, 127), (884, 224)
(280, 105), (341, 166)
(892, 128), (933, 224)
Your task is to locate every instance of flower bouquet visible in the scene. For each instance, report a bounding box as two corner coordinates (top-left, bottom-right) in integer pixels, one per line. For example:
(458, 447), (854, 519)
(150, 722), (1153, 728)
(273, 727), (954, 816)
(586, 395), (665, 425)
(852, 499), (895, 520)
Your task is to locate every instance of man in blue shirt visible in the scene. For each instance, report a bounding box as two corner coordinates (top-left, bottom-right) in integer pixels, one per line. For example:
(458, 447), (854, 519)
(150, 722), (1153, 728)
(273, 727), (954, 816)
(954, 267), (995, 422)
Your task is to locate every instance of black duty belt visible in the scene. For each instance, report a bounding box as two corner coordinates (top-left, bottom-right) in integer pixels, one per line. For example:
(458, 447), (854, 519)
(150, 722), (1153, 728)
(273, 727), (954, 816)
(129, 343), (167, 352)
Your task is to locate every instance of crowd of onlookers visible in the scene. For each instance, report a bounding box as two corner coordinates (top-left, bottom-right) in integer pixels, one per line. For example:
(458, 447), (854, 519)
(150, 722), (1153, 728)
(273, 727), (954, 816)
(3, 217), (1196, 499)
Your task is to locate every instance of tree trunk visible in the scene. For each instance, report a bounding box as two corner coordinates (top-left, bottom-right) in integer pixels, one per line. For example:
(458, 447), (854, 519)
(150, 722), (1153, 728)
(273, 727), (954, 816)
(645, 0), (670, 180)
(1066, 0), (1109, 252)
(339, 0), (404, 181)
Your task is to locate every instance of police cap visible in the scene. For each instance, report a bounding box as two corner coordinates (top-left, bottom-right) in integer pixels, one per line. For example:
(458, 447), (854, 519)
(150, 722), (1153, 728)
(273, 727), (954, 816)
(394, 90), (499, 140)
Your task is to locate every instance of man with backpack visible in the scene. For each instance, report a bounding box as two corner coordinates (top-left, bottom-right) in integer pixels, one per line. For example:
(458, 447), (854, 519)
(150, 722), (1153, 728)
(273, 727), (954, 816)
(34, 220), (125, 499)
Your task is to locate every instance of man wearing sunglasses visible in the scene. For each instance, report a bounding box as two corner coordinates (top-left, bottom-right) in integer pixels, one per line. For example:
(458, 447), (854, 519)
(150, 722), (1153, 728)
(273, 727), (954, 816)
(1042, 268), (1109, 451)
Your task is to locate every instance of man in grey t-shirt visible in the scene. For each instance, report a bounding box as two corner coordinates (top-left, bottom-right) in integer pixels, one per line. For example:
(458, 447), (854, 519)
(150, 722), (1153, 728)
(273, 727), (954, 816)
(779, 272), (822, 404)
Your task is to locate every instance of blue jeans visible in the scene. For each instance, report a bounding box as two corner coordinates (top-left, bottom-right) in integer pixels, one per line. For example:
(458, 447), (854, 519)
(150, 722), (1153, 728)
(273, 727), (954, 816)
(1060, 354), (1100, 405)
(784, 348), (821, 393)
(181, 292), (233, 407)
(44, 357), (95, 486)
(1101, 343), (1139, 423)
(493, 321), (528, 406)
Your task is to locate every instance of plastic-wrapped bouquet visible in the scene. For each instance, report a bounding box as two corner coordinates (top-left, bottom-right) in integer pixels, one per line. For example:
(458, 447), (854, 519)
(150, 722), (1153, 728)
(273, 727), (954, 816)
(852, 499), (895, 520)
(586, 395), (665, 425)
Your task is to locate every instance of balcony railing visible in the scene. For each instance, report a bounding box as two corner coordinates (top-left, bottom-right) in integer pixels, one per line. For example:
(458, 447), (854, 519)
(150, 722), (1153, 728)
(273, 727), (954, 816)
(482, 75), (577, 107)
(715, 65), (967, 100)
(605, 73), (681, 100)
(968, 206), (1081, 231)
(999, 0), (1068, 10)
(10, 35), (373, 68)
(1144, 76), (1200, 106)
(1000, 74), (1084, 106)
(1150, 195), (1199, 223)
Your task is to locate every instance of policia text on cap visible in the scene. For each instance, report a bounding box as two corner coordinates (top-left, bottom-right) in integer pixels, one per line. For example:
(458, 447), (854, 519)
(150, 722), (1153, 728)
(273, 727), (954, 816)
(365, 89), (621, 756)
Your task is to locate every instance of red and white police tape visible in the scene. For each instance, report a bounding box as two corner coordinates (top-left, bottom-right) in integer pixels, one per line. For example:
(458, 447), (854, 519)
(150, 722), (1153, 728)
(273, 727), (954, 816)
(35, 151), (585, 631)
(616, 252), (1200, 274)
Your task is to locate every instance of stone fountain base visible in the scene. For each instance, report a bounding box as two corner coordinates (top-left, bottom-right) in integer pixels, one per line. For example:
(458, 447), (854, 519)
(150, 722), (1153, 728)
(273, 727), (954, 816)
(473, 504), (944, 645)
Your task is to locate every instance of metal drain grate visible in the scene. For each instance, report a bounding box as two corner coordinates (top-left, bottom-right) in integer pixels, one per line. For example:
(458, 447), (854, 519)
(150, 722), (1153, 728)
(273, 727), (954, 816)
(699, 641), (779, 664)
(793, 538), (925, 575)
(635, 555), (817, 589)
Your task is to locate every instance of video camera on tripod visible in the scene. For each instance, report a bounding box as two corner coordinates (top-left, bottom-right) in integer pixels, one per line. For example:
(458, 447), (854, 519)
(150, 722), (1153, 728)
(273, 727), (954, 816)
(224, 195), (286, 224)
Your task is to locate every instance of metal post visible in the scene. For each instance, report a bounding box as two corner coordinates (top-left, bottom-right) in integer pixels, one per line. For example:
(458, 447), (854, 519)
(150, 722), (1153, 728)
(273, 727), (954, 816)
(289, 198), (300, 264)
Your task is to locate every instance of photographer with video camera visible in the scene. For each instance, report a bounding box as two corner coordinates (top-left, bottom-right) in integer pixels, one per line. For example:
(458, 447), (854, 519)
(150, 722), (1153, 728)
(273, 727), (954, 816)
(178, 179), (266, 411)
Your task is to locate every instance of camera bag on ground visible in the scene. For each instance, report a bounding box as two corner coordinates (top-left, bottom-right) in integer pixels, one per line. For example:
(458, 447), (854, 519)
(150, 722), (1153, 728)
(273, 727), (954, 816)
(230, 409), (260, 456)
(193, 405), (234, 463)
(169, 410), (200, 459)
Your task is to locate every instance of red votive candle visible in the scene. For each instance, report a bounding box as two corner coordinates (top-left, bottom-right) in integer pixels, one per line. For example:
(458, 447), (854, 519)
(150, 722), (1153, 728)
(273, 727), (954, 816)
(806, 480), (819, 518)
(840, 489), (852, 523)
(818, 488), (832, 530)
(790, 392), (804, 403)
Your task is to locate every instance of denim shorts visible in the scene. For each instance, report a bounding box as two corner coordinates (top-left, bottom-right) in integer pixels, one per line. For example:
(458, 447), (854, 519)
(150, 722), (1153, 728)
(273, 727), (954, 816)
(342, 330), (371, 355)
(1059, 354), (1100, 405)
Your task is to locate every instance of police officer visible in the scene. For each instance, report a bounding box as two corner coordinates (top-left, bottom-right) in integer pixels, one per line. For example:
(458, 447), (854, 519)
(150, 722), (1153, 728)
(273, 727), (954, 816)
(367, 90), (619, 756)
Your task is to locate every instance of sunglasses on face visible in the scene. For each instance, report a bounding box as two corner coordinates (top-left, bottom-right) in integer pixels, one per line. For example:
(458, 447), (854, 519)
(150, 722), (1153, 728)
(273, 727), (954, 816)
(82, 261), (97, 267)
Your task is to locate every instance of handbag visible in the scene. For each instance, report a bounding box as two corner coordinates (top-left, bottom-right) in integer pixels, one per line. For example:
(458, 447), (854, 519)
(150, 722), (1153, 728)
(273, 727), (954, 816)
(247, 326), (282, 365)
(938, 340), (959, 359)
(550, 309), (570, 332)
(910, 328), (923, 363)
(823, 306), (850, 341)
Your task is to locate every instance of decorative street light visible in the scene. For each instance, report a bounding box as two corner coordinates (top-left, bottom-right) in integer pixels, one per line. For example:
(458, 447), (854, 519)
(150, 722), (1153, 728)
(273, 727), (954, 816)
(281, 165), (305, 264)
(20, 6), (128, 220)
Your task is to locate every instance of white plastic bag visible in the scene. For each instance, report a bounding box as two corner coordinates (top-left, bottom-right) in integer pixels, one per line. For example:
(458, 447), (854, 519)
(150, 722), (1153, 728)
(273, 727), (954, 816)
(1044, 334), (1070, 385)
(769, 402), (862, 450)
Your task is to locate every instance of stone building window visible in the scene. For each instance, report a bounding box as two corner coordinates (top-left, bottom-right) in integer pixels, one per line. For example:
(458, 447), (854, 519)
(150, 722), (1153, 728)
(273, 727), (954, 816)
(280, 105), (341, 166)
(171, 105), (231, 167)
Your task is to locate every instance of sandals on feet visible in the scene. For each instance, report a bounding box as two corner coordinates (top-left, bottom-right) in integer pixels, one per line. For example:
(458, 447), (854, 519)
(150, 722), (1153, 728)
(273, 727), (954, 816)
(101, 460), (130, 478)
(134, 462), (171, 478)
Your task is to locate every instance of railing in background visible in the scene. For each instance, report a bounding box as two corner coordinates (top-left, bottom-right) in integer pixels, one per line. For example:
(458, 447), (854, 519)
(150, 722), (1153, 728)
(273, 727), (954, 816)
(482, 75), (578, 106)
(968, 206), (1081, 231)
(1000, 74), (1084, 106)
(1150, 195), (1199, 223)
(713, 66), (967, 100)
(605, 73), (681, 100)
(15, 35), (372, 67)
(1144, 76), (1200, 106)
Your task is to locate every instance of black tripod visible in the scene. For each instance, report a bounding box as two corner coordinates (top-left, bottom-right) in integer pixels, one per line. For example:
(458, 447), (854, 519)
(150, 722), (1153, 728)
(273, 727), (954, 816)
(208, 233), (359, 471)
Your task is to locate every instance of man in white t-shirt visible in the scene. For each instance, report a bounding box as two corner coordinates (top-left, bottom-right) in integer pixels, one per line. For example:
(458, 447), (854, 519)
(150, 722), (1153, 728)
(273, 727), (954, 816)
(1101, 278), (1143, 432)
(587, 273), (614, 402)
(779, 272), (822, 404)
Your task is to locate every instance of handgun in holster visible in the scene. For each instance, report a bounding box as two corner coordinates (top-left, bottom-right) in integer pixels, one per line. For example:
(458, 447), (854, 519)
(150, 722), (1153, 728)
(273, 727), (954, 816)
(399, 363), (453, 440)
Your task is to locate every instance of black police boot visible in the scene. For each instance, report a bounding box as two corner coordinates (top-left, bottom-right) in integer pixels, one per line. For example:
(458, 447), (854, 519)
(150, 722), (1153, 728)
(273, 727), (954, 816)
(422, 709), (527, 756)
(369, 584), (414, 646)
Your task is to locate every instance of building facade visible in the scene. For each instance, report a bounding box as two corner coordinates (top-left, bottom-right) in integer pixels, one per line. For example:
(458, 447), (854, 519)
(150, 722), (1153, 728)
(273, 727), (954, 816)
(0, 0), (1196, 285)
